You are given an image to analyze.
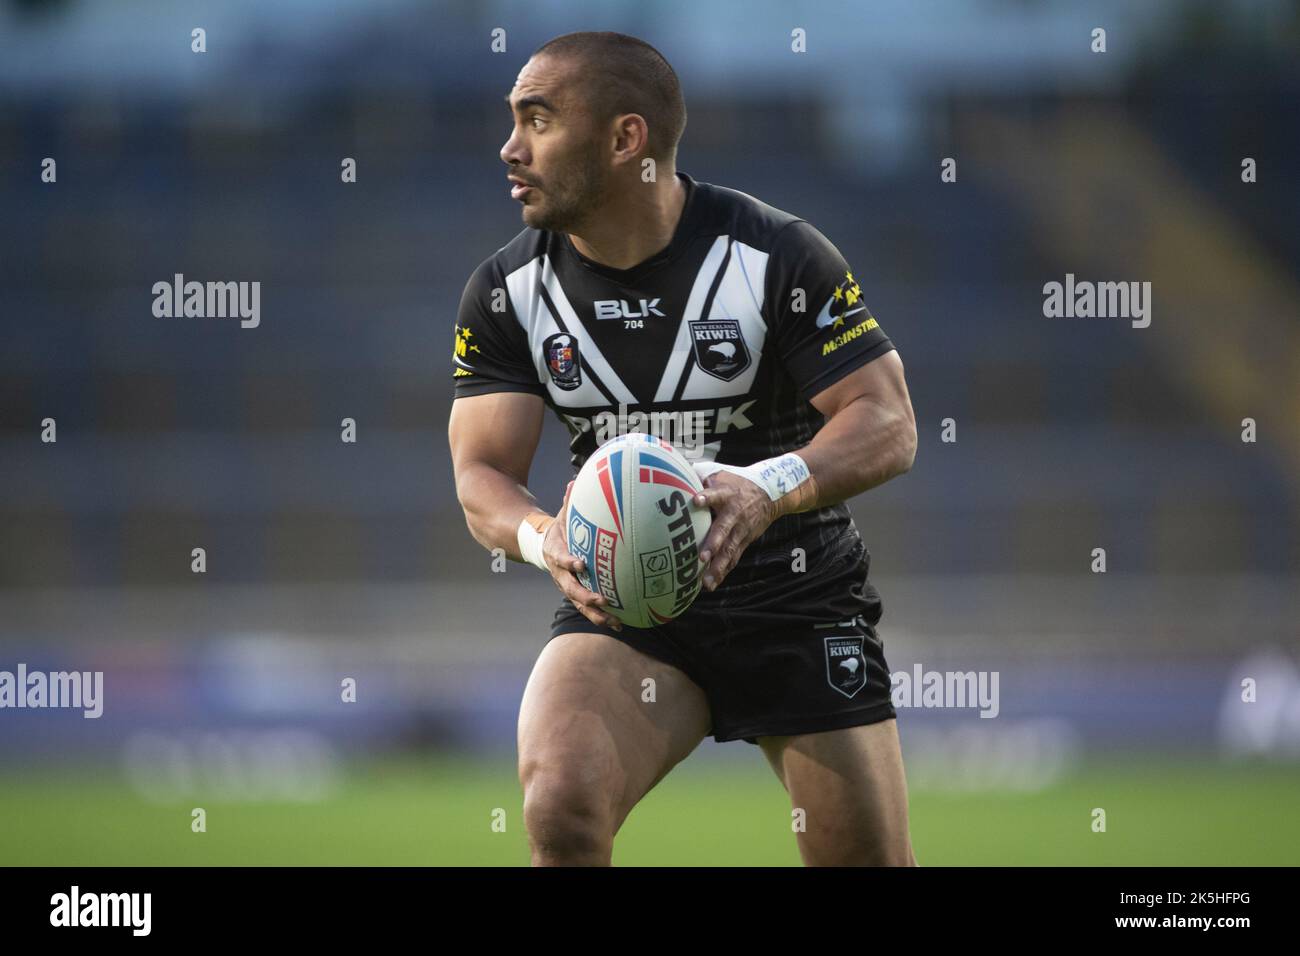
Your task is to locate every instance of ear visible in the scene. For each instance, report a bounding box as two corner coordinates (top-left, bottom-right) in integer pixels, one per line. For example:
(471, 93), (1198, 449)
(611, 112), (650, 161)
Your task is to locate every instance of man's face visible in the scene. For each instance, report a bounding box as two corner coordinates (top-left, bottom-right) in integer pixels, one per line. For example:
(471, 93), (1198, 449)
(500, 55), (611, 232)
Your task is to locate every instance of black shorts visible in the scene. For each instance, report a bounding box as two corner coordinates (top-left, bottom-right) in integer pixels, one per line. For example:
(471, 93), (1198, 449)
(548, 536), (897, 744)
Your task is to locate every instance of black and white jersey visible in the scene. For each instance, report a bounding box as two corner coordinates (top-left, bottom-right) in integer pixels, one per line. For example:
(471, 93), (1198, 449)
(450, 171), (896, 573)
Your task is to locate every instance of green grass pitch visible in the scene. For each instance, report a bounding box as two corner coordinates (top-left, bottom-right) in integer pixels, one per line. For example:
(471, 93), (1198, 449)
(3, 756), (1297, 866)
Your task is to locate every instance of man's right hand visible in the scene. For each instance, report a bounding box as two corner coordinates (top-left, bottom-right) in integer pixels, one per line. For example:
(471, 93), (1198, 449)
(542, 480), (623, 631)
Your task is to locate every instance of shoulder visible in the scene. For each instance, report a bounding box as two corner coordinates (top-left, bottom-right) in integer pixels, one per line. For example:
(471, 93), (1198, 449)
(690, 179), (846, 290)
(463, 227), (550, 295)
(690, 177), (806, 255)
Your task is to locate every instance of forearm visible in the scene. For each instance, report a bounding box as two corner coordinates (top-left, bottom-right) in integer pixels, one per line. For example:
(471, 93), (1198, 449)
(455, 460), (551, 561)
(777, 395), (916, 517)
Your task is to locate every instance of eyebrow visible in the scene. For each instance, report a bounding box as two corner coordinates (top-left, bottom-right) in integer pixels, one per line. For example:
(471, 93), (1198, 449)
(504, 92), (558, 114)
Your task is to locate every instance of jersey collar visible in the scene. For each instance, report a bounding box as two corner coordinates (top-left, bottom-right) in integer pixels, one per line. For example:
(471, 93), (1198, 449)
(560, 171), (701, 283)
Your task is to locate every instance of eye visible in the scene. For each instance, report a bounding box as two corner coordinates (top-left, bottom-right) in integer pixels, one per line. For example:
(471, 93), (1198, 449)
(530, 115), (545, 130)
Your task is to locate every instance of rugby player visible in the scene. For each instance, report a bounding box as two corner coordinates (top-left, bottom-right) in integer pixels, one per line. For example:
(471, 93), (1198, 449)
(448, 31), (919, 866)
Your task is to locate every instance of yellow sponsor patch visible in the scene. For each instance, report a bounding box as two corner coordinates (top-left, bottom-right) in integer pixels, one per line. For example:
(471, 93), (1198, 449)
(821, 316), (878, 355)
(453, 323), (480, 359)
(453, 323), (482, 377)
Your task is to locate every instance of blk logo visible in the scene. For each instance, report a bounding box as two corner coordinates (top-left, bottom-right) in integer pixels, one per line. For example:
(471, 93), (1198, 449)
(594, 298), (665, 320)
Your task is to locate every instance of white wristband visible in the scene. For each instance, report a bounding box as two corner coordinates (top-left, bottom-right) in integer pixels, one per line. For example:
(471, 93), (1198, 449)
(516, 514), (553, 572)
(692, 452), (811, 502)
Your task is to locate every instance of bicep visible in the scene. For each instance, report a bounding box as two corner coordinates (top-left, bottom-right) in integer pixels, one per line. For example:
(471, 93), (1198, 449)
(808, 349), (912, 421)
(448, 391), (546, 487)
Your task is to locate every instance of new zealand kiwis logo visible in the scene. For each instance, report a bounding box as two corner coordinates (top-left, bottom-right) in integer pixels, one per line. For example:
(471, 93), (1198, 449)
(689, 318), (750, 382)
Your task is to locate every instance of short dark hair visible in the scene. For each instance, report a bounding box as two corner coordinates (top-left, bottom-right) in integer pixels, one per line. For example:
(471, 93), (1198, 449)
(533, 31), (686, 164)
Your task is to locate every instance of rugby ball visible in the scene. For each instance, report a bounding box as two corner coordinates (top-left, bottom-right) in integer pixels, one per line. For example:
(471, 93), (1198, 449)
(565, 433), (712, 628)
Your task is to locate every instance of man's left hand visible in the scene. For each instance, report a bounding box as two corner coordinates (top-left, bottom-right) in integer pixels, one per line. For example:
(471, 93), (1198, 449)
(691, 469), (780, 592)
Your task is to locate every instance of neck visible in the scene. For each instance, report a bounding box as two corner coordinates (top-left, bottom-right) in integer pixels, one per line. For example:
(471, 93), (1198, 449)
(568, 171), (687, 271)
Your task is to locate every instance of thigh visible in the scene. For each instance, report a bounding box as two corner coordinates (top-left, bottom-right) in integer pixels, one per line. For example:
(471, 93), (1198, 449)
(758, 718), (917, 866)
(518, 631), (712, 831)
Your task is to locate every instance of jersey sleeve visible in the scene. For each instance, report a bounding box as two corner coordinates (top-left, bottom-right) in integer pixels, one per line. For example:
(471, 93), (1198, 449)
(764, 220), (896, 403)
(451, 257), (546, 399)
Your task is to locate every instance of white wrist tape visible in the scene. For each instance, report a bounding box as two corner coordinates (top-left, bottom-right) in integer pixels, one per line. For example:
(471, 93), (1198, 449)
(516, 513), (554, 572)
(692, 452), (811, 502)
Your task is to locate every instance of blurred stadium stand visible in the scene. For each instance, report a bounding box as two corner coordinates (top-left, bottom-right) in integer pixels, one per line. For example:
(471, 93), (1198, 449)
(0, 0), (1296, 768)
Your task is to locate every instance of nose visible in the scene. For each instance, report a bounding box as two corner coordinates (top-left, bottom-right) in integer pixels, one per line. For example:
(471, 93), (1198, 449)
(500, 128), (529, 169)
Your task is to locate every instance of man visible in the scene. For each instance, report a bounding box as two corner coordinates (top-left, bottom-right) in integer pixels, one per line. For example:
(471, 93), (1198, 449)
(448, 31), (919, 866)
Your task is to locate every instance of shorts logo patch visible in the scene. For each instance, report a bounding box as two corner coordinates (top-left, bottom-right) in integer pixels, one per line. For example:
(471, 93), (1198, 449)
(690, 318), (750, 381)
(543, 332), (582, 390)
(825, 635), (867, 698)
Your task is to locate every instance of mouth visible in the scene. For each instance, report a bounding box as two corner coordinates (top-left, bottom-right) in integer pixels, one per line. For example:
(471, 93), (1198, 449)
(510, 182), (534, 200)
